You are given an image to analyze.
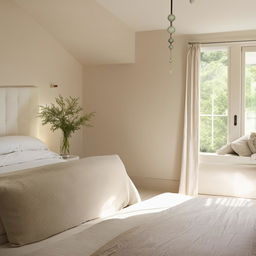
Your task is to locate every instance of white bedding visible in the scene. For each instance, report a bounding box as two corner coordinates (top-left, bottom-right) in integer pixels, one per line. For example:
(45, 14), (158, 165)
(0, 151), (64, 174)
(0, 193), (191, 256)
(0, 150), (62, 168)
(92, 196), (256, 256)
(1, 193), (256, 256)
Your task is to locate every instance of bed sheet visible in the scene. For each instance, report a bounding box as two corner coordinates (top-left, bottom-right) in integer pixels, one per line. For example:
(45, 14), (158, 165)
(0, 157), (64, 174)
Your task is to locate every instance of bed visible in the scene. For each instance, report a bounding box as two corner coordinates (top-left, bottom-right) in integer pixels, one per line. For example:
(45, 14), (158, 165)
(0, 152), (256, 256)
(0, 148), (255, 256)
(1, 191), (256, 256)
(0, 87), (66, 246)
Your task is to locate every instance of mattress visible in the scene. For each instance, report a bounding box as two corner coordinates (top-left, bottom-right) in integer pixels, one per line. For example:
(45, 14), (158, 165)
(0, 193), (191, 256)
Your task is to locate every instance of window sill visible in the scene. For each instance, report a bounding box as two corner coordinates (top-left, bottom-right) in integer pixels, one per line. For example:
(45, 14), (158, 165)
(200, 152), (256, 165)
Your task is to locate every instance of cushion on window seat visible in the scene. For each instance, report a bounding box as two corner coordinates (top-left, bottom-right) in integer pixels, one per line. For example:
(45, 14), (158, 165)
(231, 135), (252, 157)
(248, 132), (256, 154)
(216, 143), (235, 155)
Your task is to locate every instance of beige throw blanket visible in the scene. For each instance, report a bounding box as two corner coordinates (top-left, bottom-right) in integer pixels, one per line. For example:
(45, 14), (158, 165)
(91, 197), (256, 256)
(0, 155), (140, 246)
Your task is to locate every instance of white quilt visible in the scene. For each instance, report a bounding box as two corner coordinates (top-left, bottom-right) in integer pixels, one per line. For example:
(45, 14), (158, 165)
(92, 197), (256, 256)
(0, 193), (191, 256)
(2, 194), (255, 256)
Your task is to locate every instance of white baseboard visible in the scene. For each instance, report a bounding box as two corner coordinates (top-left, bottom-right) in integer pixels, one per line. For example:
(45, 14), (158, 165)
(131, 176), (179, 193)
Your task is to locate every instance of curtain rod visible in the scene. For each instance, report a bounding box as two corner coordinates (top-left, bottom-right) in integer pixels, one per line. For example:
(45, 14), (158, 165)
(188, 39), (256, 45)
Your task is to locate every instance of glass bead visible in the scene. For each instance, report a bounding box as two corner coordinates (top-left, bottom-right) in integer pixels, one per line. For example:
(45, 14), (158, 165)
(168, 14), (176, 22)
(168, 38), (174, 44)
(167, 26), (175, 34)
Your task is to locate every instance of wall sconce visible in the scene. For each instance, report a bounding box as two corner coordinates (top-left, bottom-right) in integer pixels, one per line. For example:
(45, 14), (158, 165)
(50, 83), (58, 88)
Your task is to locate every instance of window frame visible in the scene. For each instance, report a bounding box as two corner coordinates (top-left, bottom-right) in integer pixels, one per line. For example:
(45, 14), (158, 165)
(241, 46), (256, 136)
(199, 45), (230, 152)
(200, 43), (256, 153)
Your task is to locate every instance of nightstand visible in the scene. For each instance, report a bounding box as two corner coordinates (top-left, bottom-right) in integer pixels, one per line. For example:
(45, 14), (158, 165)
(61, 155), (80, 161)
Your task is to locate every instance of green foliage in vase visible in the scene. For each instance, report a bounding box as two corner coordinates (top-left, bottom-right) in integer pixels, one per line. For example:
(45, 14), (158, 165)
(38, 95), (95, 154)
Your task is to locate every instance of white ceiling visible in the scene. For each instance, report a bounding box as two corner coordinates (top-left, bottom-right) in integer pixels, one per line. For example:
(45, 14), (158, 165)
(96, 0), (256, 34)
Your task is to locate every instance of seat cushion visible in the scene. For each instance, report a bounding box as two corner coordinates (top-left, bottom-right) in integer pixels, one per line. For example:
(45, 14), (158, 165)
(231, 135), (252, 157)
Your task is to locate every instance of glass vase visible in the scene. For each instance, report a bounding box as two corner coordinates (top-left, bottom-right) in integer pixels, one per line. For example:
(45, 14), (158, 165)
(60, 132), (70, 158)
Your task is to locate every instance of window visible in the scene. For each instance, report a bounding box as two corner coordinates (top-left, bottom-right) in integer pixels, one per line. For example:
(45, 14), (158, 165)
(200, 48), (229, 152)
(244, 49), (256, 134)
(200, 45), (256, 153)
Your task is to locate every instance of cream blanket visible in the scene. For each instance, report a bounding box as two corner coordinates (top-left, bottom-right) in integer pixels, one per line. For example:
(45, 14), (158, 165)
(0, 155), (140, 246)
(3, 194), (255, 256)
(91, 197), (256, 256)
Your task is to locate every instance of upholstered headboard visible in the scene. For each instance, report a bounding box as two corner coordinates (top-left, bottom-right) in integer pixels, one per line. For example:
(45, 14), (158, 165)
(0, 87), (38, 136)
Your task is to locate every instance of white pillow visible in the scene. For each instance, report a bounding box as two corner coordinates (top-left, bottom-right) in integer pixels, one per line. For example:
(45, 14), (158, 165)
(251, 153), (256, 160)
(0, 136), (48, 155)
(231, 135), (252, 157)
(248, 132), (256, 154)
(216, 143), (235, 155)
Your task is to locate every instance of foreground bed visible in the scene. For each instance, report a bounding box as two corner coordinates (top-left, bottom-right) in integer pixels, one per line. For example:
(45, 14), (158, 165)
(1, 193), (256, 256)
(0, 193), (190, 256)
(0, 149), (255, 256)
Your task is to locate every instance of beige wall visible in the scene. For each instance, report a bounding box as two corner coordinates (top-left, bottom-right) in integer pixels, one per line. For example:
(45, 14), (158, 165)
(2, 0), (255, 191)
(84, 31), (188, 191)
(84, 29), (256, 191)
(0, 0), (84, 156)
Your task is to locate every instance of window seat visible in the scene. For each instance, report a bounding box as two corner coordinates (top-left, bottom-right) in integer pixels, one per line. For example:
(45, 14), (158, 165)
(200, 153), (256, 166)
(199, 153), (256, 199)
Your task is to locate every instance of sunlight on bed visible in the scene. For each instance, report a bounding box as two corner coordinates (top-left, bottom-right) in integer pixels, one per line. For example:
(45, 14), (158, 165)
(108, 193), (192, 220)
(205, 197), (254, 208)
(100, 196), (117, 217)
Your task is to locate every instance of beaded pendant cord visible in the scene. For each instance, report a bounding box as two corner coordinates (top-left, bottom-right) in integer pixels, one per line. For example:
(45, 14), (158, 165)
(167, 0), (194, 64)
(167, 0), (175, 64)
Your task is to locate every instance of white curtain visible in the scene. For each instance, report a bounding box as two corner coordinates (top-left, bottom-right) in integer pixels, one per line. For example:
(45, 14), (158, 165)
(179, 44), (201, 196)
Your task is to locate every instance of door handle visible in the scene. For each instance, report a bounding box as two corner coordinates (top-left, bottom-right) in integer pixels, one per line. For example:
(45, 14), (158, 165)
(234, 115), (237, 126)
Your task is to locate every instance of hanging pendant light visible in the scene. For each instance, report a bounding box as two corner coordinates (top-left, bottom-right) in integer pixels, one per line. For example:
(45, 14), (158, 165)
(167, 0), (194, 64)
(167, 0), (175, 64)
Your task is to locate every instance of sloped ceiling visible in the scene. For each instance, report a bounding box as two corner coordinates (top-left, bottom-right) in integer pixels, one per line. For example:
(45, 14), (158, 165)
(12, 0), (256, 65)
(97, 0), (256, 34)
(14, 0), (135, 65)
